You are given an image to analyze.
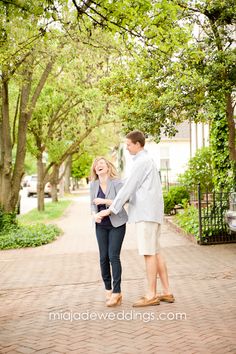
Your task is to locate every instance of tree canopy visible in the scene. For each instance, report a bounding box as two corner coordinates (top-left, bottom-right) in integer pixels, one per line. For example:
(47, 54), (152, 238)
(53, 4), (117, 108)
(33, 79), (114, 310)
(0, 0), (235, 213)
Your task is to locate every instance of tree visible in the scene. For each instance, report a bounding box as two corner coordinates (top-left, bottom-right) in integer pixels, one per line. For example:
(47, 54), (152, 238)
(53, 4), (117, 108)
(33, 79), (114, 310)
(72, 151), (93, 182)
(0, 3), (58, 212)
(27, 29), (123, 209)
(175, 0), (236, 188)
(178, 147), (214, 191)
(100, 0), (236, 188)
(0, 0), (104, 212)
(71, 124), (121, 183)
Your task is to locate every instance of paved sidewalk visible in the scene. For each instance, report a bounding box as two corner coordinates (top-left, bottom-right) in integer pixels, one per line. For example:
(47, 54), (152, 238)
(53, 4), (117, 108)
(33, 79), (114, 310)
(0, 190), (235, 354)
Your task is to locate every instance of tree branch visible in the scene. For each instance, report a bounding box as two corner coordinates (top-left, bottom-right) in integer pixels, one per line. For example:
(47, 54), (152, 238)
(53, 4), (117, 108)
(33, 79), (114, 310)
(72, 0), (93, 15)
(0, 0), (29, 11)
(29, 59), (56, 115)
(12, 90), (20, 148)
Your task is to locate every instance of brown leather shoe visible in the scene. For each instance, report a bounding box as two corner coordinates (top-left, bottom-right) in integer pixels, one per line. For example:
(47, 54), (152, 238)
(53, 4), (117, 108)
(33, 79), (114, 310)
(158, 294), (175, 303)
(132, 296), (160, 307)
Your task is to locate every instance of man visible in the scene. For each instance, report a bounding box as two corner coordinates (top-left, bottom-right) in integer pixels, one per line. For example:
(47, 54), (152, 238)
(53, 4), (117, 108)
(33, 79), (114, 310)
(95, 130), (174, 307)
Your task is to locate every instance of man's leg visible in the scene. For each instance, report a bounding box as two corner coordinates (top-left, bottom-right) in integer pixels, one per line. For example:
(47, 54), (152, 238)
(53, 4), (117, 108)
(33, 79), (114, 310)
(144, 254), (158, 299)
(133, 222), (161, 306)
(156, 253), (175, 302)
(156, 253), (170, 295)
(132, 253), (160, 307)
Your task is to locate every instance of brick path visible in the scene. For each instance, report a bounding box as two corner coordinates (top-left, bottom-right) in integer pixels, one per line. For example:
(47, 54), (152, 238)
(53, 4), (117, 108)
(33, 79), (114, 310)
(0, 190), (235, 354)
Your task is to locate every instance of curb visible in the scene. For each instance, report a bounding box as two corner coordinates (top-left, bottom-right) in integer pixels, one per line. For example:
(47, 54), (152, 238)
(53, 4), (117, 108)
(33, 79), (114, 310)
(164, 216), (198, 245)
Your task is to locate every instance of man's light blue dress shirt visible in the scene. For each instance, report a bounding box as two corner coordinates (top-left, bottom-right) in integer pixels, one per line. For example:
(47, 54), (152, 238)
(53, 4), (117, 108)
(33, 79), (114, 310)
(109, 149), (164, 224)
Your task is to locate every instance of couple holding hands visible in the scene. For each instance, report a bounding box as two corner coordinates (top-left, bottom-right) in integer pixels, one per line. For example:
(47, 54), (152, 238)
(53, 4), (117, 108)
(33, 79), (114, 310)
(90, 130), (175, 307)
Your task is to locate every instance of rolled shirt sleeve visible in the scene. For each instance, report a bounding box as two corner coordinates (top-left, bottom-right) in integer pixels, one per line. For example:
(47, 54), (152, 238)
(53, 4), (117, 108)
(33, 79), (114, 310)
(89, 182), (97, 214)
(109, 158), (149, 215)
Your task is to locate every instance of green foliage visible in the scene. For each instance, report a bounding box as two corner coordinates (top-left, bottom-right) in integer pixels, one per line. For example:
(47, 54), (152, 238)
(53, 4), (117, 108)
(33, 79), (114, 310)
(0, 199), (72, 249)
(178, 147), (214, 191)
(200, 202), (229, 238)
(24, 152), (37, 175)
(175, 199), (229, 241)
(99, 0), (236, 180)
(175, 205), (199, 240)
(0, 223), (61, 250)
(0, 209), (18, 232)
(72, 152), (93, 180)
(163, 195), (175, 215)
(2, 0), (235, 215)
(71, 126), (121, 180)
(26, 30), (123, 178)
(210, 112), (234, 191)
(0, 199), (65, 249)
(164, 186), (190, 215)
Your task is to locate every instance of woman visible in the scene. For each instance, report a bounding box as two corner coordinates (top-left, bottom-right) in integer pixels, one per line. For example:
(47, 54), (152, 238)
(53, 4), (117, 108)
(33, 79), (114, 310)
(90, 157), (128, 307)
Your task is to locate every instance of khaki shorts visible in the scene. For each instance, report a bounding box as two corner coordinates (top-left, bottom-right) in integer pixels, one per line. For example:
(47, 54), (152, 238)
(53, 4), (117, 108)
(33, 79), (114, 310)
(135, 222), (161, 255)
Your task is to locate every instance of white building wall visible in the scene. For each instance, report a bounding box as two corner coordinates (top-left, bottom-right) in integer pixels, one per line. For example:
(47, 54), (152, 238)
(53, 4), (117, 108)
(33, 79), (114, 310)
(122, 140), (190, 184)
(120, 121), (209, 185)
(190, 122), (209, 157)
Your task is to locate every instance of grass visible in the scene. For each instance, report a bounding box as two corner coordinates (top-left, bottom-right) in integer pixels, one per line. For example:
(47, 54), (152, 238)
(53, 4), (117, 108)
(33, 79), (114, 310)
(18, 199), (72, 224)
(0, 199), (72, 250)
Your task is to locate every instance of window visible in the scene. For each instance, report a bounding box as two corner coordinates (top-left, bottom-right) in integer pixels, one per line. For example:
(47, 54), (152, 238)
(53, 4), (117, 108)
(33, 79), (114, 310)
(160, 146), (170, 170)
(160, 158), (170, 170)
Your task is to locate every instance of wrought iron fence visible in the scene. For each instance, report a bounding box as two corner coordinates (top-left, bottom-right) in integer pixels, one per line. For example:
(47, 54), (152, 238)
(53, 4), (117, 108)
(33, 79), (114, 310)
(190, 184), (236, 245)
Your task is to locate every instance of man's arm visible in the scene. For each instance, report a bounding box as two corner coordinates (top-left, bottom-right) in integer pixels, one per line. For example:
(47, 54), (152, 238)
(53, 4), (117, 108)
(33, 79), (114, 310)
(93, 198), (113, 206)
(89, 182), (97, 214)
(98, 159), (149, 217)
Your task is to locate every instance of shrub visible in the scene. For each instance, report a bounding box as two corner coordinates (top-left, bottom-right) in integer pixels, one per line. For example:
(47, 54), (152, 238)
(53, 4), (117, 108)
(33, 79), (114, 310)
(164, 186), (190, 215)
(178, 147), (214, 191)
(175, 203), (229, 241)
(0, 223), (61, 250)
(175, 205), (199, 239)
(0, 209), (18, 232)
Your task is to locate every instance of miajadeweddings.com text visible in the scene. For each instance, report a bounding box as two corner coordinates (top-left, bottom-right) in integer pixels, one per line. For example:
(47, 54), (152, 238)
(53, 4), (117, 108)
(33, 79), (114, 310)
(48, 310), (187, 323)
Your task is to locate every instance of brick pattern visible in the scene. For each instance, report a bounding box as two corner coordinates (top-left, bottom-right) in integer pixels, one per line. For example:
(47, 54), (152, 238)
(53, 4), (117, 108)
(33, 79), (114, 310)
(0, 192), (236, 354)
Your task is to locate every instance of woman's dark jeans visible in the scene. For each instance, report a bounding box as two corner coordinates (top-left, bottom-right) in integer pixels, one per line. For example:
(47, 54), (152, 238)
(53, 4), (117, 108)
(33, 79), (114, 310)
(95, 223), (126, 293)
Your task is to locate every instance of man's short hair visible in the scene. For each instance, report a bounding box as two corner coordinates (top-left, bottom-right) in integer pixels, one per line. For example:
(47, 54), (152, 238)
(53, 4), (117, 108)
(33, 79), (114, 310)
(126, 130), (145, 147)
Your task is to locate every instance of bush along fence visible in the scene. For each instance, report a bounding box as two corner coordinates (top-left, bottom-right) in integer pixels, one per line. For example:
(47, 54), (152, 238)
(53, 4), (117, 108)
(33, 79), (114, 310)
(191, 184), (236, 245)
(165, 184), (236, 245)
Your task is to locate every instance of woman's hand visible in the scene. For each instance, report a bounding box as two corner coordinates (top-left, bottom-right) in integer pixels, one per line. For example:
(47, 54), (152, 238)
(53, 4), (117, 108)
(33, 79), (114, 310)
(93, 198), (106, 205)
(94, 213), (102, 223)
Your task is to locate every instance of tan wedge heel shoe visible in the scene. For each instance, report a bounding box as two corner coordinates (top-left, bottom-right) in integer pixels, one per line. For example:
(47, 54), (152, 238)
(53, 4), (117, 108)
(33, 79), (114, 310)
(105, 290), (112, 301)
(106, 293), (122, 307)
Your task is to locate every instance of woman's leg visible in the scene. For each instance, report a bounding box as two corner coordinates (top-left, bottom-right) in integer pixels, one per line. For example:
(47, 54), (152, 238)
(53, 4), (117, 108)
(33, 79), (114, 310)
(108, 224), (126, 293)
(95, 225), (112, 290)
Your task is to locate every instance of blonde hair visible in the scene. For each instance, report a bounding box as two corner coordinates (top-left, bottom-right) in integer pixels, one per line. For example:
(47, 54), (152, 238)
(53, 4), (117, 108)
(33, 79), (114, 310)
(90, 156), (118, 181)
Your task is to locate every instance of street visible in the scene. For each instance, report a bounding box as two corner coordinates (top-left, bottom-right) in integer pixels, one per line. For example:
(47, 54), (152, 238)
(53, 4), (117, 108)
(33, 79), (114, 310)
(19, 187), (52, 215)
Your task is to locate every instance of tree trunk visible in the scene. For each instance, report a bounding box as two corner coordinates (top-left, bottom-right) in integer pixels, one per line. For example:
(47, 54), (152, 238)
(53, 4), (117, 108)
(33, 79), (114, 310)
(10, 62), (33, 210)
(64, 155), (72, 193)
(1, 54), (55, 213)
(0, 62), (33, 212)
(37, 156), (45, 211)
(51, 183), (58, 202)
(0, 72), (13, 212)
(10, 110), (30, 209)
(50, 165), (59, 203)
